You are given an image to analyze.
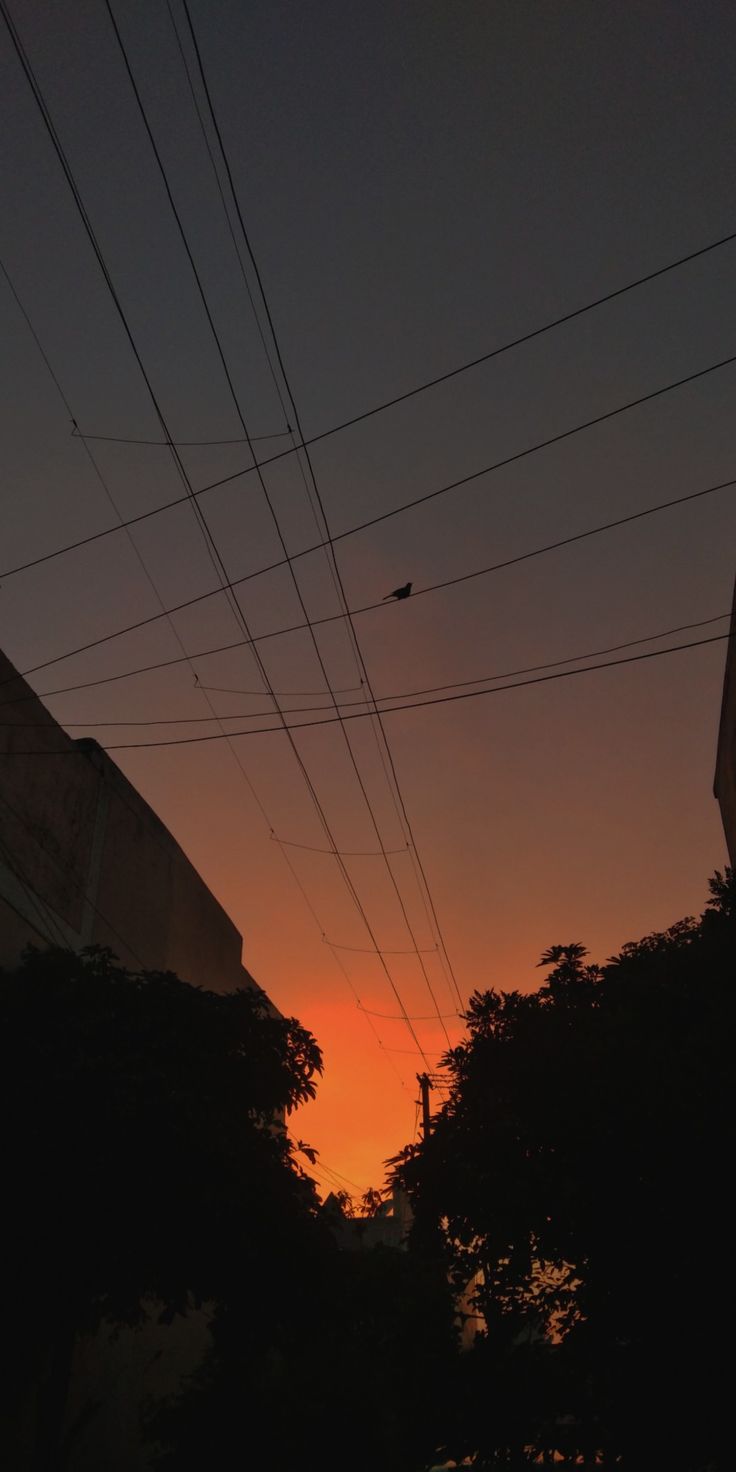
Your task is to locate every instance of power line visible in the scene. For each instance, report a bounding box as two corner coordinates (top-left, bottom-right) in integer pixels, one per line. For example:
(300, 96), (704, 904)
(146, 0), (736, 1037)
(0, 251), (287, 849)
(359, 1005), (459, 1021)
(0, 1), (257, 671)
(2, 608), (730, 730)
(0, 787), (147, 966)
(3, 1), (435, 1078)
(48, 214), (736, 489)
(7, 460), (735, 685)
(163, 0), (294, 439)
(363, 611), (732, 703)
(0, 827), (69, 949)
(104, 0), (440, 1066)
(0, 223), (732, 582)
(11, 609), (723, 726)
(5, 8), (730, 1083)
(6, 606), (730, 759)
(197, 680), (364, 697)
(0, 690), (407, 1102)
(1, 233), (325, 1017)
(382, 1047), (446, 1056)
(128, 0), (454, 1052)
(269, 835), (409, 857)
(180, 0), (460, 1027)
(294, 1147), (368, 1197)
(10, 0), (730, 1024)
(70, 426), (290, 445)
(4, 606), (730, 765)
(64, 347), (733, 557)
(0, 873), (58, 948)
(170, 0), (400, 935)
(6, 0), (443, 1070)
(323, 939), (438, 956)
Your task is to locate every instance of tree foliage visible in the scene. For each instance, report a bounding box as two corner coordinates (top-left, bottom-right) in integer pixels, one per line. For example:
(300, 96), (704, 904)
(151, 1242), (458, 1472)
(393, 871), (736, 1468)
(1, 945), (459, 1471)
(1, 945), (326, 1464)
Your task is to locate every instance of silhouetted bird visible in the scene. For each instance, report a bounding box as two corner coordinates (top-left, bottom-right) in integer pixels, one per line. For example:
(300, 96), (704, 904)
(383, 581), (412, 601)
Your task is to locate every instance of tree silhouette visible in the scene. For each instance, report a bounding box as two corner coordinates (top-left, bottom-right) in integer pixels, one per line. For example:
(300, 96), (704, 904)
(151, 1242), (459, 1472)
(393, 870), (735, 1469)
(0, 945), (325, 1468)
(360, 1185), (385, 1217)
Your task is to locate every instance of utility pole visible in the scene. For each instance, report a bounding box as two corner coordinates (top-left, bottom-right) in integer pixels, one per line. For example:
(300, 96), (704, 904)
(417, 1072), (432, 1140)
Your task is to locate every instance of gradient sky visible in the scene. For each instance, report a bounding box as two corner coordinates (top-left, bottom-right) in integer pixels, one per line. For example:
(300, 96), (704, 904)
(2, 0), (735, 1191)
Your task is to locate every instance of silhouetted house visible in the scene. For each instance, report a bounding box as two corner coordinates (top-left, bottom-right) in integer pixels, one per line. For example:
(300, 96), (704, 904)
(0, 647), (279, 1471)
(322, 1186), (412, 1250)
(0, 649), (259, 989)
(714, 578), (736, 865)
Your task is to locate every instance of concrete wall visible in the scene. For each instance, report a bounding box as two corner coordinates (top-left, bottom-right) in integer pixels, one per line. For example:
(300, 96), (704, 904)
(714, 579), (736, 867)
(0, 649), (255, 992)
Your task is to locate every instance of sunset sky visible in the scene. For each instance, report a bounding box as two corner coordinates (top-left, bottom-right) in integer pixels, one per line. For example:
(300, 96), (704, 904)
(2, 0), (735, 1191)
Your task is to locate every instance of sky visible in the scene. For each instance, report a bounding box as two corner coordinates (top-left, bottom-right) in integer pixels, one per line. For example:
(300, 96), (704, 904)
(2, 0), (735, 1192)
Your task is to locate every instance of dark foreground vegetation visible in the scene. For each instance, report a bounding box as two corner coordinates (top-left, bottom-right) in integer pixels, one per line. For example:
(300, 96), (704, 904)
(393, 867), (735, 1470)
(2, 869), (733, 1470)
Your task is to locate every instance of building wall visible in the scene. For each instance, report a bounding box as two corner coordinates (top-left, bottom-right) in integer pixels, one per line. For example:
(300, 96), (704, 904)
(0, 650), (255, 992)
(714, 579), (736, 867)
(0, 649), (278, 1470)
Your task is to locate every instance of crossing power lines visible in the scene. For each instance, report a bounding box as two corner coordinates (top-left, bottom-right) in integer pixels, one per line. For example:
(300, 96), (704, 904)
(1, 0), (448, 1078)
(4, 471), (734, 685)
(103, 0), (456, 1044)
(4, 629), (732, 753)
(3, 2), (735, 1119)
(2, 610), (728, 727)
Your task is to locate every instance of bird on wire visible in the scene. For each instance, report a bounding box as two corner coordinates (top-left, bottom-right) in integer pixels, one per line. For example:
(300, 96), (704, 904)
(383, 581), (413, 601)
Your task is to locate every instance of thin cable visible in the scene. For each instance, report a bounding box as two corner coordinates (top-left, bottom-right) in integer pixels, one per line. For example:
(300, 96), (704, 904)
(304, 1157), (366, 1195)
(0, 249), (288, 933)
(197, 680), (364, 697)
(359, 1005), (459, 1021)
(323, 940), (410, 1092)
(0, 828), (68, 948)
(34, 210), (736, 531)
(0, 787), (147, 965)
(15, 609), (726, 726)
(0, 704), (410, 1096)
(3, 2), (432, 1076)
(3, 359), (735, 588)
(9, 464), (735, 685)
(70, 427), (288, 445)
(267, 846), (411, 1093)
(269, 834), (408, 857)
(163, 0), (293, 436)
(178, 0), (463, 1016)
(305, 1160), (366, 1200)
(18, 0), (736, 1031)
(173, 0), (376, 842)
(5, 629), (728, 752)
(0, 875), (58, 947)
(0, 0), (257, 669)
(69, 346), (736, 542)
(3, 612), (730, 726)
(382, 1047), (446, 1056)
(14, 0), (727, 1048)
(0, 273), (410, 1106)
(324, 939), (438, 956)
(114, 0), (448, 1052)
